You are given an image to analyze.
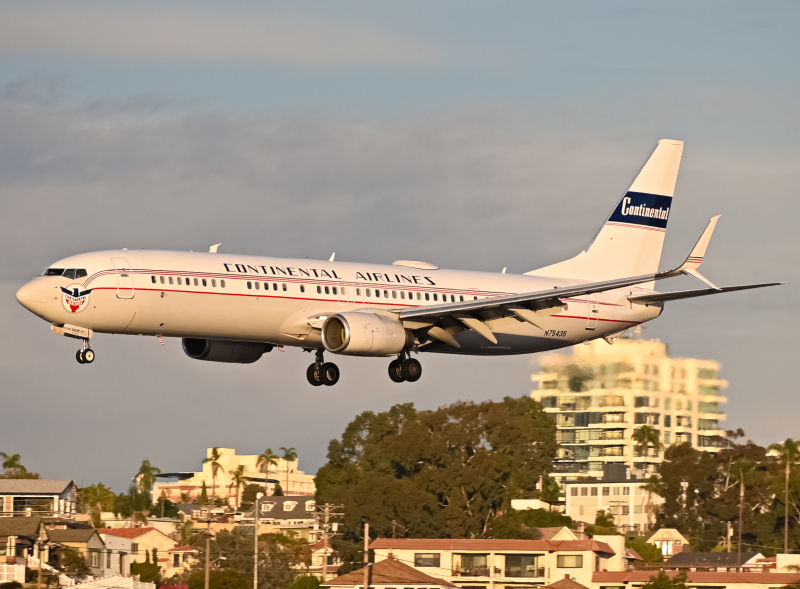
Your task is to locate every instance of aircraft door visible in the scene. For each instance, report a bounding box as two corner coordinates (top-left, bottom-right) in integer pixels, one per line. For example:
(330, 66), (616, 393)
(111, 257), (135, 299)
(586, 294), (599, 330)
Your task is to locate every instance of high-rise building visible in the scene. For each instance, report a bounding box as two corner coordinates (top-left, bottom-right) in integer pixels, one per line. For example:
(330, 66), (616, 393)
(530, 335), (727, 483)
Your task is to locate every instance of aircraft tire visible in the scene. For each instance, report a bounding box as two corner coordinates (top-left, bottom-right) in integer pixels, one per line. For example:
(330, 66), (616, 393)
(307, 363), (324, 386)
(321, 362), (340, 386)
(76, 350), (86, 364)
(83, 349), (95, 364)
(401, 358), (421, 382)
(388, 359), (405, 383)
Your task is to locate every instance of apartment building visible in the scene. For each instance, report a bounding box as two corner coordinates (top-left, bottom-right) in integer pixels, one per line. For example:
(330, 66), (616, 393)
(370, 533), (629, 589)
(530, 336), (727, 482)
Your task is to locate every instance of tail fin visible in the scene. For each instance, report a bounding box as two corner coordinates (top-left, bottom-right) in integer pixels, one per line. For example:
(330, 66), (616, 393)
(527, 139), (684, 283)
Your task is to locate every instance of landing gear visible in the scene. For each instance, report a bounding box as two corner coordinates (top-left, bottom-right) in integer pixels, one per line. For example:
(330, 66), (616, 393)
(388, 351), (421, 383)
(306, 349), (339, 386)
(76, 340), (94, 364)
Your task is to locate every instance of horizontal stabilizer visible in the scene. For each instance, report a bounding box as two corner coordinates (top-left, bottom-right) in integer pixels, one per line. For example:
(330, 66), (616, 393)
(628, 282), (783, 305)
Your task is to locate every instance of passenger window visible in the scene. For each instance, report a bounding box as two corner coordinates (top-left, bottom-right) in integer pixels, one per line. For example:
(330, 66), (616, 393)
(160, 276), (165, 284)
(300, 285), (305, 293)
(247, 282), (252, 289)
(282, 283), (287, 292)
(425, 293), (430, 301)
(168, 276), (173, 285)
(151, 276), (156, 284)
(254, 282), (260, 290)
(451, 295), (455, 302)
(417, 292), (421, 300)
(392, 291), (397, 299)
(75, 269), (87, 279)
(460, 295), (464, 301)
(177, 277), (182, 285)
(356, 288), (361, 296)
(383, 290), (388, 298)
(433, 293), (438, 301)
(317, 286), (321, 294)
(333, 287), (338, 295)
(221, 280), (225, 288)
(400, 291), (405, 299)
(341, 287), (346, 295)
(366, 289), (371, 297)
(474, 296), (478, 300)
(325, 286), (330, 295)
(194, 278), (199, 286)
(211, 279), (216, 287)
(202, 279), (207, 287)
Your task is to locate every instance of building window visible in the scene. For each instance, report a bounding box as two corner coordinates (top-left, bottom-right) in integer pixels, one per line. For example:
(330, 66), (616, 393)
(458, 554), (488, 576)
(131, 543), (139, 555)
(90, 550), (100, 567)
(602, 487), (610, 496)
(571, 488), (578, 497)
(557, 555), (583, 568)
(591, 488), (598, 496)
(580, 487), (588, 496)
(505, 554), (541, 578)
(107, 550), (111, 568)
(174, 554), (180, 568)
(414, 553), (441, 567)
(623, 487), (630, 496)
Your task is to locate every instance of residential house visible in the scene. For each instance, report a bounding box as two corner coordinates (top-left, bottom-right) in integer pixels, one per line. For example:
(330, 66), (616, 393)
(240, 496), (317, 540)
(98, 532), (133, 577)
(307, 540), (342, 580)
(165, 545), (197, 577)
(645, 528), (687, 557)
(323, 554), (457, 589)
(665, 552), (765, 569)
(46, 525), (107, 578)
(97, 528), (178, 565)
(370, 534), (627, 589)
(71, 574), (156, 589)
(0, 517), (47, 583)
(0, 480), (79, 518)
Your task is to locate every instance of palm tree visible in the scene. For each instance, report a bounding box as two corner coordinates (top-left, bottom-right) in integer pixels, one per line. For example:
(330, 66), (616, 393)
(136, 459), (161, 495)
(80, 483), (116, 519)
(280, 447), (298, 494)
(202, 448), (223, 501)
(769, 438), (800, 554)
(228, 465), (248, 508)
(158, 487), (172, 518)
(257, 449), (279, 495)
(632, 426), (662, 465)
(174, 519), (195, 546)
(0, 452), (28, 477)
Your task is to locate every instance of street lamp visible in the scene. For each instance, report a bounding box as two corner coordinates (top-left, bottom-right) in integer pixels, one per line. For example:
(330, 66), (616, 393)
(254, 493), (264, 589)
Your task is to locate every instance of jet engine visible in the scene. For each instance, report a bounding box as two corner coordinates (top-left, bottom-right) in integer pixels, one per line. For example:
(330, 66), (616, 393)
(182, 338), (272, 363)
(321, 312), (413, 356)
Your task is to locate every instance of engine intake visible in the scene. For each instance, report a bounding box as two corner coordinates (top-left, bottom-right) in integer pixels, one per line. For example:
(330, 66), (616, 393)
(182, 338), (271, 363)
(321, 312), (413, 357)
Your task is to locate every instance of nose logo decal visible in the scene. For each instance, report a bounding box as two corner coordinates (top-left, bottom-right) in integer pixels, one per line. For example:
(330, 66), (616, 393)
(60, 284), (93, 314)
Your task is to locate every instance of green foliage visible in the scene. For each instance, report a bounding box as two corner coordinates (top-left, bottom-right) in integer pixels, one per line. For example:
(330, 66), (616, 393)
(585, 509), (618, 536)
(131, 561), (160, 583)
(59, 549), (90, 576)
(291, 577), (320, 589)
(242, 484), (263, 503)
(640, 571), (688, 589)
(488, 508), (574, 538)
(188, 571), (249, 589)
(114, 487), (153, 519)
(152, 497), (180, 518)
(198, 481), (209, 505)
(273, 482), (284, 496)
(316, 397), (557, 565)
(0, 452), (40, 479)
(0, 582), (23, 589)
(136, 459), (161, 495)
(626, 537), (663, 563)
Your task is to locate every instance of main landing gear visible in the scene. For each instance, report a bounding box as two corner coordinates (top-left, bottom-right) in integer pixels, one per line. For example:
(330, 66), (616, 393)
(75, 340), (95, 364)
(388, 351), (421, 383)
(307, 349), (340, 387)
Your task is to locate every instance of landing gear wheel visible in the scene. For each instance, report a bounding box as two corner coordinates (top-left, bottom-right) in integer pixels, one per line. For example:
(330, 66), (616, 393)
(401, 358), (421, 382)
(76, 350), (86, 364)
(388, 359), (405, 383)
(82, 349), (95, 363)
(320, 362), (340, 386)
(306, 363), (323, 386)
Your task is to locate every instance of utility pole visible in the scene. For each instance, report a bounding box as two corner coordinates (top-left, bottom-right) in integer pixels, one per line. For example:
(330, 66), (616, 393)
(36, 539), (43, 589)
(738, 479), (744, 567)
(204, 519), (211, 589)
(315, 503), (344, 583)
(726, 521), (732, 552)
(362, 523), (369, 589)
(786, 460), (791, 554)
(254, 493), (263, 589)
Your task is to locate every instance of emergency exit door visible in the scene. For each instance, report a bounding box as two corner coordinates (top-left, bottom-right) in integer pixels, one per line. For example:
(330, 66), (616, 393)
(111, 257), (135, 299)
(586, 294), (599, 330)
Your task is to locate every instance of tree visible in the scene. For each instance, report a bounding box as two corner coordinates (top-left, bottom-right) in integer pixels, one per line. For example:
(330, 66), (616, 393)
(316, 397), (557, 566)
(0, 453), (39, 479)
(241, 485), (263, 504)
(633, 426), (662, 461)
(488, 508), (574, 539)
(291, 577), (320, 589)
(188, 570), (249, 589)
(228, 465), (248, 508)
(626, 537), (663, 563)
(768, 438), (800, 553)
(540, 476), (561, 503)
(131, 560), (160, 583)
(136, 459), (161, 495)
(203, 448), (223, 501)
(80, 483), (116, 527)
(175, 520), (196, 546)
(280, 447), (298, 494)
(257, 449), (279, 496)
(640, 571), (688, 589)
(586, 510), (618, 536)
(58, 548), (90, 577)
(198, 482), (209, 505)
(273, 482), (284, 496)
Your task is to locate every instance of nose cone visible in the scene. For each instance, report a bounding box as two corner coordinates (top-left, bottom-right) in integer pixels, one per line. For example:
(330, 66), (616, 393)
(16, 281), (50, 313)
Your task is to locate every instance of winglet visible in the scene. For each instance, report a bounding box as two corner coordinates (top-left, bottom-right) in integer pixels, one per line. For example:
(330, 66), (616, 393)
(209, 243), (222, 254)
(329, 252), (336, 262)
(674, 216), (721, 289)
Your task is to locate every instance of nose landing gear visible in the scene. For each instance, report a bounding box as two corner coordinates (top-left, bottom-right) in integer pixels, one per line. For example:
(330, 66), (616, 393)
(307, 349), (339, 386)
(76, 340), (95, 364)
(388, 351), (421, 383)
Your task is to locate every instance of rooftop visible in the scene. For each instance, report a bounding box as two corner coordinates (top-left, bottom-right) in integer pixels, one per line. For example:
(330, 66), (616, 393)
(324, 556), (457, 588)
(47, 528), (99, 543)
(0, 479), (75, 494)
(369, 538), (615, 554)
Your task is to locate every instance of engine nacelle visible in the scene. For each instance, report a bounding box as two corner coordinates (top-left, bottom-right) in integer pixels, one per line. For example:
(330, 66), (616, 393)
(182, 338), (271, 363)
(321, 312), (413, 357)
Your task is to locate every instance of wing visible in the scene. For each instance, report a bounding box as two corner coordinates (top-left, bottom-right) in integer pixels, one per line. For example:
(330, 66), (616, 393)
(628, 282), (783, 305)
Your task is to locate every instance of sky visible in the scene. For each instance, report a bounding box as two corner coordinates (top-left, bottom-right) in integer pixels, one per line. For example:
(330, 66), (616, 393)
(1, 0), (798, 491)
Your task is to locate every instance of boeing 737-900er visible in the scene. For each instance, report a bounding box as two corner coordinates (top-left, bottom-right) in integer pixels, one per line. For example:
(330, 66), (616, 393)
(16, 139), (781, 386)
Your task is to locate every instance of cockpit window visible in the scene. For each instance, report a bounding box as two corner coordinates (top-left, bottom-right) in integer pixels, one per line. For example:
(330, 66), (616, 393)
(42, 268), (87, 279)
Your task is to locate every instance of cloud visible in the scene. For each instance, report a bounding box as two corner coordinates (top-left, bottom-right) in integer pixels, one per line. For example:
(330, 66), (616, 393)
(0, 3), (446, 68)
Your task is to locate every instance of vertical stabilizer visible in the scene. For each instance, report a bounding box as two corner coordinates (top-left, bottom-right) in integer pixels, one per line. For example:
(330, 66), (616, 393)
(527, 139), (684, 283)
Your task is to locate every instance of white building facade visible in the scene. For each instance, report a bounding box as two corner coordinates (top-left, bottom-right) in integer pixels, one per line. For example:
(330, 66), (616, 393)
(530, 337), (728, 483)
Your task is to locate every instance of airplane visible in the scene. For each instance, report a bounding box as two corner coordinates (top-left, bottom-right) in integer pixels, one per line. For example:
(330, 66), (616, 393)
(15, 139), (780, 386)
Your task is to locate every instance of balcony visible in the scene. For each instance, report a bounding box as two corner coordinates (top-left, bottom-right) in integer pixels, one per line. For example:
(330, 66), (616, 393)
(504, 567), (545, 578)
(452, 566), (490, 577)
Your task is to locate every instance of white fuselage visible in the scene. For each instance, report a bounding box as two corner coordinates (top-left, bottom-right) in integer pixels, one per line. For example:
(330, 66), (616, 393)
(16, 249), (662, 356)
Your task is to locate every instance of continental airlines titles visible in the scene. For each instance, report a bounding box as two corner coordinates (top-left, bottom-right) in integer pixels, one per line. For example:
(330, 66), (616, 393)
(222, 263), (436, 285)
(621, 197), (670, 220)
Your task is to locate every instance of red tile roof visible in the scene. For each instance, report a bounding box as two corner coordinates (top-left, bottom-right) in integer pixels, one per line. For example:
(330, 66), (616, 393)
(97, 527), (157, 539)
(324, 556), (456, 587)
(369, 538), (615, 555)
(544, 577), (591, 589)
(593, 571), (800, 584)
(168, 545), (196, 552)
